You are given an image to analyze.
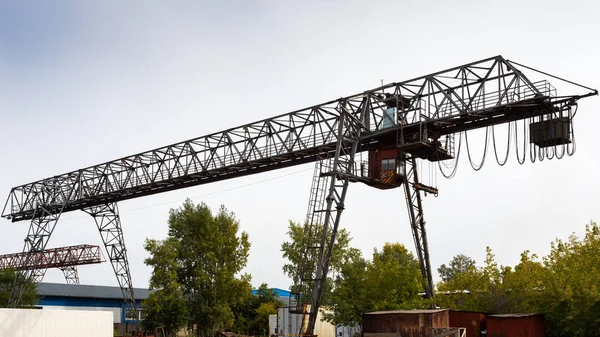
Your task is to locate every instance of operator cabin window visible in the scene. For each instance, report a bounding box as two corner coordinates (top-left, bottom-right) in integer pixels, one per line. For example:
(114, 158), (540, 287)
(382, 159), (395, 171)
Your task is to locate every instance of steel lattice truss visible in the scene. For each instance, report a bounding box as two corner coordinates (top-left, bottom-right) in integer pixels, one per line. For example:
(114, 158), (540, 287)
(3, 56), (591, 223)
(0, 244), (103, 273)
(1, 55), (595, 328)
(60, 265), (80, 284)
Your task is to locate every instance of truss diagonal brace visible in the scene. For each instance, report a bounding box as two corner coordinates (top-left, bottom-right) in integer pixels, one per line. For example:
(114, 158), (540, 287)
(60, 265), (80, 284)
(403, 157), (434, 300)
(83, 203), (138, 324)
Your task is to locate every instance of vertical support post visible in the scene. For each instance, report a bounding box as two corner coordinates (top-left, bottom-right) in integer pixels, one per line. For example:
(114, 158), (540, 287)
(60, 266), (80, 284)
(83, 203), (138, 327)
(9, 205), (64, 307)
(403, 157), (434, 301)
(304, 102), (367, 335)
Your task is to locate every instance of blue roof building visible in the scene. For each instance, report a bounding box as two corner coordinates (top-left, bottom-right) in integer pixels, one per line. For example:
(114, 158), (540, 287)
(36, 282), (151, 325)
(251, 287), (291, 305)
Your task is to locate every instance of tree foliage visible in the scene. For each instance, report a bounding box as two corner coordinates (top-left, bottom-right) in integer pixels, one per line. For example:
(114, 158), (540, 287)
(0, 269), (37, 308)
(437, 254), (476, 282)
(231, 283), (284, 337)
(281, 221), (361, 305)
(142, 238), (188, 336)
(143, 199), (252, 337)
(436, 221), (600, 337)
(323, 242), (427, 331)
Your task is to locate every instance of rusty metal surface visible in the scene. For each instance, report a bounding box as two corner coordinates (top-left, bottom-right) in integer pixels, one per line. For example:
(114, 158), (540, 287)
(449, 311), (486, 337)
(486, 314), (545, 337)
(363, 309), (449, 337)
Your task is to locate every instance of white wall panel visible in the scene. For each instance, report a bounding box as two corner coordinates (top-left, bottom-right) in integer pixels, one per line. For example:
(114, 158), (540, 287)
(42, 305), (121, 323)
(0, 308), (113, 337)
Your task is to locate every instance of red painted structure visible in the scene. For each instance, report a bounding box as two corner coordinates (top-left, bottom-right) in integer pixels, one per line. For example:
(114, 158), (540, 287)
(449, 310), (486, 337)
(366, 147), (404, 189)
(486, 314), (545, 337)
(0, 244), (104, 271)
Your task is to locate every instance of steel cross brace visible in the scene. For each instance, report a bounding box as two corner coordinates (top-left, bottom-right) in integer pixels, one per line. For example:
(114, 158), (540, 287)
(403, 156), (434, 300)
(83, 203), (138, 323)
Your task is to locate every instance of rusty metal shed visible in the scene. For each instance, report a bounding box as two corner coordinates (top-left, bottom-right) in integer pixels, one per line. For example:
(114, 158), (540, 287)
(448, 310), (486, 337)
(486, 313), (545, 337)
(363, 309), (449, 337)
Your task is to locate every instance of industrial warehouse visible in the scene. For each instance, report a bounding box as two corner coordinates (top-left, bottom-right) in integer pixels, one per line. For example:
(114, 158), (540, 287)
(1, 2), (599, 337)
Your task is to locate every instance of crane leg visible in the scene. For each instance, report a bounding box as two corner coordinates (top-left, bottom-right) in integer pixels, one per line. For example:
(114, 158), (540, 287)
(9, 205), (64, 307)
(60, 265), (80, 284)
(293, 104), (368, 335)
(402, 156), (435, 302)
(83, 203), (138, 326)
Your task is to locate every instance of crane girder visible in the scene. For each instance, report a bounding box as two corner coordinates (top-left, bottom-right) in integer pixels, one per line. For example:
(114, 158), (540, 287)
(3, 55), (590, 223)
(2, 54), (596, 330)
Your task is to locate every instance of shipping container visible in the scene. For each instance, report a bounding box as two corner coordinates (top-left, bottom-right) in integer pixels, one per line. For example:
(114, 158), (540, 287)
(449, 310), (486, 337)
(363, 309), (450, 337)
(486, 313), (544, 337)
(0, 308), (113, 337)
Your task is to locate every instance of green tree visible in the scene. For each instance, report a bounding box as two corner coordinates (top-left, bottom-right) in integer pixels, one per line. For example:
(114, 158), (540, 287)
(436, 247), (509, 313)
(540, 221), (600, 337)
(144, 199), (252, 337)
(0, 269), (37, 307)
(365, 243), (427, 311)
(323, 252), (369, 331)
(142, 238), (188, 336)
(232, 283), (284, 336)
(323, 242), (426, 332)
(434, 221), (600, 337)
(281, 221), (361, 305)
(437, 254), (476, 282)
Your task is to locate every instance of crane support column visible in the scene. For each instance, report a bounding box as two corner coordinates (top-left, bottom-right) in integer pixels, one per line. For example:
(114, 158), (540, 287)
(60, 266), (80, 284)
(9, 204), (66, 307)
(403, 157), (434, 300)
(83, 203), (138, 323)
(304, 103), (369, 335)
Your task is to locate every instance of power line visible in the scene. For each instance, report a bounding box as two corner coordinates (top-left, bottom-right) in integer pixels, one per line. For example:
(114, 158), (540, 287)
(59, 167), (314, 220)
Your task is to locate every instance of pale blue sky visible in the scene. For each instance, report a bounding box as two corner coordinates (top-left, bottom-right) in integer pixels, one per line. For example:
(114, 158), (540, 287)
(1, 0), (599, 290)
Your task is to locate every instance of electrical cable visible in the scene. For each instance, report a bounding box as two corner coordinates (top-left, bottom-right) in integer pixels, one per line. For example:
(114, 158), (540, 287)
(568, 105), (577, 156)
(59, 166), (315, 220)
(515, 119), (527, 164)
(491, 123), (511, 166)
(464, 127), (489, 171)
(438, 132), (461, 179)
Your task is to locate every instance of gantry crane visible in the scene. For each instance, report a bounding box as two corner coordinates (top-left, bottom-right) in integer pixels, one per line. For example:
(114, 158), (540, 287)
(0, 244), (105, 284)
(1, 56), (596, 331)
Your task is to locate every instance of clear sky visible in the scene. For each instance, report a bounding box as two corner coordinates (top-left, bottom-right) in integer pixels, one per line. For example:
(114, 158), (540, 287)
(0, 0), (599, 291)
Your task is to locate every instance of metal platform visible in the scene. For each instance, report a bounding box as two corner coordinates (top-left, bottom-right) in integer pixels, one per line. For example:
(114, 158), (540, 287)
(398, 141), (454, 162)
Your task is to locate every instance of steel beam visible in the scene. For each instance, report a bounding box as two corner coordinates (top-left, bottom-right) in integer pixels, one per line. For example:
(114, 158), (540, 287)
(4, 56), (589, 223)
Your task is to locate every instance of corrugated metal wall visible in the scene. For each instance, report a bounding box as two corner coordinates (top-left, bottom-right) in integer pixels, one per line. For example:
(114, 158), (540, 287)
(276, 307), (335, 337)
(486, 314), (545, 337)
(0, 308), (113, 337)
